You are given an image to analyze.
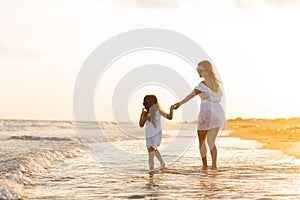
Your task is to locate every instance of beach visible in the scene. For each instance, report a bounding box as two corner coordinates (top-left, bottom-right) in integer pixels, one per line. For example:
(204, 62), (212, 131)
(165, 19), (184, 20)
(0, 119), (299, 199)
(2, 0), (300, 199)
(225, 118), (300, 159)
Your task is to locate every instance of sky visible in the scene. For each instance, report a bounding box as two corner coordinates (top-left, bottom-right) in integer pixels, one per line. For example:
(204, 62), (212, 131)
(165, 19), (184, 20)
(1, 0), (300, 121)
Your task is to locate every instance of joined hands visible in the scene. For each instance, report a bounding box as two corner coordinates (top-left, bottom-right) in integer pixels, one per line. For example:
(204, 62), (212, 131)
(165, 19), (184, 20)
(172, 103), (180, 110)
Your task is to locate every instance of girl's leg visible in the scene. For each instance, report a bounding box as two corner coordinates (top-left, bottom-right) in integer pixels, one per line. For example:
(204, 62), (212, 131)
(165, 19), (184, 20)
(207, 127), (219, 170)
(148, 147), (155, 170)
(197, 130), (208, 169)
(154, 149), (165, 169)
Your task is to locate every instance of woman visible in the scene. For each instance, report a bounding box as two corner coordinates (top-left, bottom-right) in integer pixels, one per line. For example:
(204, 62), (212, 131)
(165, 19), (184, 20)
(173, 60), (226, 170)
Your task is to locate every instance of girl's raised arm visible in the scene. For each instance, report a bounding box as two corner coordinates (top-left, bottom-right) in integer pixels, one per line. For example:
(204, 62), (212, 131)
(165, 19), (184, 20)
(139, 108), (147, 127)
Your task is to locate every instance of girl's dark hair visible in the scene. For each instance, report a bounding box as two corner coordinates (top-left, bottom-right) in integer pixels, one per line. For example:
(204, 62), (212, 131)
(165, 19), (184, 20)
(143, 95), (157, 110)
(143, 95), (159, 127)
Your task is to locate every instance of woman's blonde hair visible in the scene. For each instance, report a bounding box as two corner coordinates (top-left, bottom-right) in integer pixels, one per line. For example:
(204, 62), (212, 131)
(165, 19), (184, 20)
(197, 60), (222, 92)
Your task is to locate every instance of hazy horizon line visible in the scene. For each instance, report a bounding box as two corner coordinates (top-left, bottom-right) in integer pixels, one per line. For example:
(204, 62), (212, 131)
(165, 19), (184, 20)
(1, 117), (299, 122)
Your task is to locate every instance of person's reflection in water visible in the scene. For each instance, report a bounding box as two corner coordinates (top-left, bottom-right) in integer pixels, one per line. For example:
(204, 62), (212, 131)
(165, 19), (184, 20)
(147, 172), (159, 191)
(197, 172), (219, 199)
(146, 172), (165, 199)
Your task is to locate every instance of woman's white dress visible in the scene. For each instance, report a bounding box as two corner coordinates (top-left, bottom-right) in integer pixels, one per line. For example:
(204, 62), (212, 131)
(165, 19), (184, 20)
(195, 82), (226, 131)
(145, 110), (162, 149)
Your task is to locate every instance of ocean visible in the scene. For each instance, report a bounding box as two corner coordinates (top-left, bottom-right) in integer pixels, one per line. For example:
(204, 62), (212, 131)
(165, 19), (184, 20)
(0, 120), (299, 199)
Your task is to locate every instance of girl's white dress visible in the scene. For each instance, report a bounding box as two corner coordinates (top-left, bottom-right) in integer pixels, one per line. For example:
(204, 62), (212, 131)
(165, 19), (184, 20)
(195, 82), (226, 131)
(145, 110), (162, 149)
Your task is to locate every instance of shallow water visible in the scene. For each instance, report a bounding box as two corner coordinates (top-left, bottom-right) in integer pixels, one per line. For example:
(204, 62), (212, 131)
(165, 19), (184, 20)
(1, 121), (299, 199)
(24, 128), (300, 199)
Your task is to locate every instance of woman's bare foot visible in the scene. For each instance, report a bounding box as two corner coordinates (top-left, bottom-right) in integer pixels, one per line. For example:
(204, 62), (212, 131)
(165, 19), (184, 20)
(202, 165), (208, 170)
(211, 166), (217, 170)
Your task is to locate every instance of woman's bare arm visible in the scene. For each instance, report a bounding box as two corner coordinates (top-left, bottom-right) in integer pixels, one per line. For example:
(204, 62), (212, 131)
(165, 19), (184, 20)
(174, 89), (200, 109)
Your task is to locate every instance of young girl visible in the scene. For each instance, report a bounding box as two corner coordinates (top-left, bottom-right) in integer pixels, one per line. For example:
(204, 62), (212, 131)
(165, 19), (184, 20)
(139, 95), (174, 171)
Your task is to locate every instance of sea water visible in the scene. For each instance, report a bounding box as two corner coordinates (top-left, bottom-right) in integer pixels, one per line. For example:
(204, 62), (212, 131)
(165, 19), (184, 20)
(0, 120), (299, 199)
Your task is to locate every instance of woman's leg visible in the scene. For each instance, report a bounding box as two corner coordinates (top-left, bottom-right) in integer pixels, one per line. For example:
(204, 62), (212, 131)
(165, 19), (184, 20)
(148, 147), (155, 170)
(197, 130), (208, 169)
(207, 127), (219, 170)
(154, 149), (165, 169)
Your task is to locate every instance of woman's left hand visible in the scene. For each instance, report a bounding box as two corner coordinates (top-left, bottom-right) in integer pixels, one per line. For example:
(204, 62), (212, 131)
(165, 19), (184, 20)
(172, 103), (180, 110)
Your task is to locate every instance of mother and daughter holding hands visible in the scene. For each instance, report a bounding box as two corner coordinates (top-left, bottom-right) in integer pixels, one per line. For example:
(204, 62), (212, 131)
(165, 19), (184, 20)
(139, 60), (226, 171)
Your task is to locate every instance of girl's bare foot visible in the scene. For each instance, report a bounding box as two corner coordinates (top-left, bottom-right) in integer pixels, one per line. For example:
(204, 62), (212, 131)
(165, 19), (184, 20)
(211, 166), (217, 170)
(202, 165), (208, 170)
(159, 163), (165, 170)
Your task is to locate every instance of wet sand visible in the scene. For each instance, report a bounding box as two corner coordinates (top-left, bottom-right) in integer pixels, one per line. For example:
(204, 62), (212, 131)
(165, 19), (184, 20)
(225, 118), (300, 158)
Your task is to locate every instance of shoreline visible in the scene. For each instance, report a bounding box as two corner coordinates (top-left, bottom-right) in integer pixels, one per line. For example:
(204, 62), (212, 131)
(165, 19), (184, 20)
(224, 118), (300, 159)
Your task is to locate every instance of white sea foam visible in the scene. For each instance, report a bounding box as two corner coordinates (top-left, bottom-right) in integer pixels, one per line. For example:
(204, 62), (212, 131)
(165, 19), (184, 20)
(0, 134), (82, 200)
(0, 120), (74, 132)
(0, 120), (193, 199)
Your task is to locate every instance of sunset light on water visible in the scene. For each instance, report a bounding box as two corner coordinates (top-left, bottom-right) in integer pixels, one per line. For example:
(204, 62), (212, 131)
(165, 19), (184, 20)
(1, 0), (300, 199)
